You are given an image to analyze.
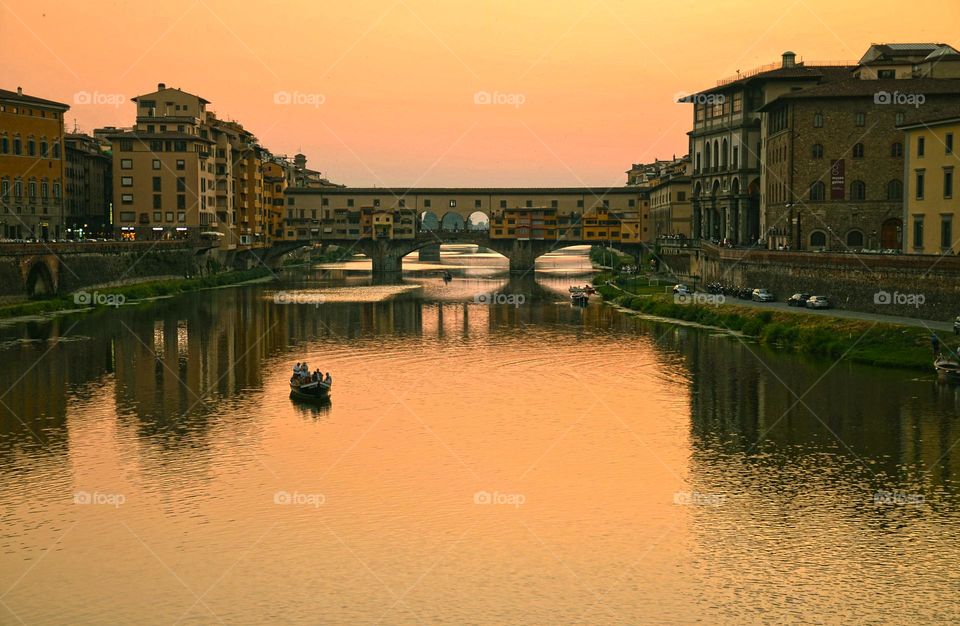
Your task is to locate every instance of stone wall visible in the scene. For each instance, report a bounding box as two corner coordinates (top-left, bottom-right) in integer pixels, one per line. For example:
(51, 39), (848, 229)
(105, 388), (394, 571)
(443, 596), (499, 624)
(698, 243), (960, 320)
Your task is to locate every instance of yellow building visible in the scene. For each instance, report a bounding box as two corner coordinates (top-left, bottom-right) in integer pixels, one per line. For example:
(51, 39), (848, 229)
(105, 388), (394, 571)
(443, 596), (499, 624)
(0, 87), (69, 240)
(901, 115), (960, 254)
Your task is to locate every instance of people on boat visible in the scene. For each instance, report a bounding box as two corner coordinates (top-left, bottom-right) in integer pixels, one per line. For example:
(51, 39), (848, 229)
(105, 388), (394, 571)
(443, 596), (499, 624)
(324, 372), (332, 385)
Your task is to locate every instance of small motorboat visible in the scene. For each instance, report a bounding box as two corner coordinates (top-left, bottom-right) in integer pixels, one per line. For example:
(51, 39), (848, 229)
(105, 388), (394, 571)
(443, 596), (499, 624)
(934, 357), (960, 383)
(290, 376), (332, 401)
(571, 291), (589, 306)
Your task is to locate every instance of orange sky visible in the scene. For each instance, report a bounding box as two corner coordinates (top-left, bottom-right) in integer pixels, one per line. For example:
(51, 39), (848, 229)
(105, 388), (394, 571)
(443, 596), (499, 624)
(3, 0), (959, 186)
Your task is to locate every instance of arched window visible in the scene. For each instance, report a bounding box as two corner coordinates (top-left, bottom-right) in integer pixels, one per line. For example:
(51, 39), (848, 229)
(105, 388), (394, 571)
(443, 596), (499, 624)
(52, 142), (60, 159)
(846, 230), (864, 247)
(704, 143), (711, 170)
(721, 139), (728, 169)
(713, 140), (719, 170)
(850, 180), (866, 200)
(886, 179), (902, 200)
(696, 153), (701, 172)
(809, 181), (826, 202)
(852, 143), (864, 159)
(812, 143), (824, 159)
(0, 136), (8, 154)
(891, 142), (903, 157)
(40, 139), (48, 157)
(814, 112), (823, 128)
(810, 231), (827, 247)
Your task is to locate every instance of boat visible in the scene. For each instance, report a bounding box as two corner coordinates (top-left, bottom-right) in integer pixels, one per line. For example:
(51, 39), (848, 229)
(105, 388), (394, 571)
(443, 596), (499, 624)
(290, 377), (332, 401)
(571, 291), (589, 305)
(934, 356), (960, 383)
(442, 270), (452, 282)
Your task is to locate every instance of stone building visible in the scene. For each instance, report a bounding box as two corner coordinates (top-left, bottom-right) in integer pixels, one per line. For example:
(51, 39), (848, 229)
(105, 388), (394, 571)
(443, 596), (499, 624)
(760, 44), (960, 251)
(0, 87), (69, 240)
(64, 132), (112, 237)
(647, 156), (692, 238)
(682, 52), (856, 245)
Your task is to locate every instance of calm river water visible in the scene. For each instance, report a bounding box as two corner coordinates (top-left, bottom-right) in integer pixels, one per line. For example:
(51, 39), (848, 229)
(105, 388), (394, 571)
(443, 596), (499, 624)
(1, 247), (959, 625)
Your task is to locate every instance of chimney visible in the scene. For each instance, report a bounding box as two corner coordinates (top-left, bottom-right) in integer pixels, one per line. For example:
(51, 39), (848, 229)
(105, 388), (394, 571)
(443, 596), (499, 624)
(782, 51), (797, 68)
(158, 82), (166, 91)
(17, 86), (22, 96)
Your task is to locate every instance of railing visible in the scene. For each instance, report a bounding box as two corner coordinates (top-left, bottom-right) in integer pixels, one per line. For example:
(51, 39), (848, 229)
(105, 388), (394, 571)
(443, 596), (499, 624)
(715, 59), (857, 86)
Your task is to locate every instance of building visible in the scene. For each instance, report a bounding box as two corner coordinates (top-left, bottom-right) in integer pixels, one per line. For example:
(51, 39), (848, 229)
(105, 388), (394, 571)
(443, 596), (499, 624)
(626, 160), (672, 186)
(900, 115), (960, 254)
(759, 44), (960, 251)
(283, 187), (649, 244)
(0, 87), (69, 240)
(64, 132), (112, 238)
(646, 156), (693, 238)
(683, 52), (857, 245)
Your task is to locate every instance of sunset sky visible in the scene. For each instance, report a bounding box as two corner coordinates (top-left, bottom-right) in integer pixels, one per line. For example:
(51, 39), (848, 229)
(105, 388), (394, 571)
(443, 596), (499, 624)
(3, 0), (959, 186)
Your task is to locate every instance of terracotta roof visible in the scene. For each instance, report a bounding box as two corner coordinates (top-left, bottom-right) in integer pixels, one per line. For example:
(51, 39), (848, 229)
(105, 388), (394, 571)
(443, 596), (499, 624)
(687, 65), (855, 97)
(0, 88), (69, 110)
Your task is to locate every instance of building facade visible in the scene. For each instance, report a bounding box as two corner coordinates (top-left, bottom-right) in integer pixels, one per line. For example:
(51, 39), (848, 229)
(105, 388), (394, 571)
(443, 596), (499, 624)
(645, 156), (692, 238)
(760, 44), (960, 251)
(901, 115), (960, 255)
(684, 52), (857, 245)
(64, 133), (112, 238)
(283, 187), (649, 245)
(0, 87), (69, 240)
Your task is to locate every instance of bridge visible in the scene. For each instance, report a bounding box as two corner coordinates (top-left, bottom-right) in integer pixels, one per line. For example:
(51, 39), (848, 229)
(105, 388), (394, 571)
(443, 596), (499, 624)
(241, 229), (644, 274)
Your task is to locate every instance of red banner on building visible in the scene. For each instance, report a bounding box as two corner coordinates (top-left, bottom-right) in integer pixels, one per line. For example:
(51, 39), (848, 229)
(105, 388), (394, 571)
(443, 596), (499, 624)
(830, 159), (845, 200)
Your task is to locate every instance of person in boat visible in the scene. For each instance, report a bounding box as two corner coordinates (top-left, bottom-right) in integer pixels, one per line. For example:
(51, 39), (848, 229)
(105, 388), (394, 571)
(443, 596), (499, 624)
(294, 362), (301, 378)
(324, 372), (332, 385)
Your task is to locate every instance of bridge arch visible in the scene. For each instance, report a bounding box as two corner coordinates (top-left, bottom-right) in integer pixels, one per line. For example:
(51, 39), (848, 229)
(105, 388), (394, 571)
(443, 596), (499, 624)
(466, 210), (490, 231)
(440, 212), (466, 231)
(419, 211), (439, 231)
(25, 260), (56, 297)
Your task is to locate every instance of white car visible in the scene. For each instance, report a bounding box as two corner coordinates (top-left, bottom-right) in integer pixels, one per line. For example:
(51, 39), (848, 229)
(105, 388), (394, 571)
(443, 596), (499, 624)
(806, 295), (831, 309)
(672, 284), (691, 295)
(751, 288), (775, 302)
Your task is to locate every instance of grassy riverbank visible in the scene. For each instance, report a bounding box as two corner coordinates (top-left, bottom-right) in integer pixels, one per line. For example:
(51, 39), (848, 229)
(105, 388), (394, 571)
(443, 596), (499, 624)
(599, 280), (956, 372)
(0, 267), (273, 320)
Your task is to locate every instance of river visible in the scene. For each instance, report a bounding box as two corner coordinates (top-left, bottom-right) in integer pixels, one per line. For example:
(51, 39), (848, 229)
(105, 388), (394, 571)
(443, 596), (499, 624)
(1, 247), (959, 625)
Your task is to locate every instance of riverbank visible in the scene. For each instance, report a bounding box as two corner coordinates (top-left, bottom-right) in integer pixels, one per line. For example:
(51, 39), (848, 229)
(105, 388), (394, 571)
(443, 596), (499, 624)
(0, 267), (274, 320)
(599, 279), (958, 372)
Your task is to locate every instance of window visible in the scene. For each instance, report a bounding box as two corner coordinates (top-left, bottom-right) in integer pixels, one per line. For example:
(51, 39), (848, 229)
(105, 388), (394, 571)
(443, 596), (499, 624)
(947, 133), (954, 155)
(918, 136), (925, 157)
(879, 69), (896, 79)
(177, 212), (186, 222)
(945, 168), (954, 199)
(677, 191), (686, 201)
(886, 179), (903, 200)
(577, 199), (584, 208)
(942, 216), (953, 250)
(449, 199), (457, 208)
(813, 112), (823, 128)
(846, 230), (864, 247)
(895, 111), (905, 126)
(52, 142), (60, 159)
(423, 199), (431, 208)
(120, 139), (132, 151)
(40, 140), (47, 156)
(120, 211), (135, 222)
(177, 195), (186, 209)
(915, 170), (925, 199)
(41, 181), (47, 198)
(14, 180), (21, 197)
(152, 176), (161, 192)
(812, 144), (824, 159)
(913, 216), (924, 248)
(732, 93), (742, 113)
(165, 212), (174, 222)
(602, 199), (609, 208)
(732, 146), (739, 169)
(121, 176), (133, 187)
(153, 211), (161, 222)
(121, 158), (132, 169)
(500, 200), (507, 208)
(398, 199), (405, 208)
(176, 159), (185, 170)
(28, 181), (36, 198)
(27, 139), (35, 156)
(810, 231), (827, 247)
(347, 198), (355, 207)
(809, 181), (825, 202)
(0, 137), (7, 153)
(0, 180), (6, 197)
(854, 112), (865, 127)
(891, 142), (903, 157)
(850, 180), (866, 201)
(121, 194), (133, 204)
(176, 177), (185, 192)
(13, 137), (22, 154)
(852, 143), (864, 159)
(153, 195), (162, 209)
(474, 199), (482, 209)
(373, 198), (381, 207)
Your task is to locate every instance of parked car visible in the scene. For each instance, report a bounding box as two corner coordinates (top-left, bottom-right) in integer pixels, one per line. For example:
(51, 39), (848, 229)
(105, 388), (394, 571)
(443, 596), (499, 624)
(752, 288), (775, 302)
(787, 293), (811, 307)
(672, 284), (690, 295)
(806, 295), (832, 309)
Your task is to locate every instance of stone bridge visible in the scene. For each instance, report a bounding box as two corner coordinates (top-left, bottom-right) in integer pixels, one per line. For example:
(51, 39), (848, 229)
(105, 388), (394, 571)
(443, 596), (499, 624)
(237, 230), (644, 274)
(0, 241), (217, 298)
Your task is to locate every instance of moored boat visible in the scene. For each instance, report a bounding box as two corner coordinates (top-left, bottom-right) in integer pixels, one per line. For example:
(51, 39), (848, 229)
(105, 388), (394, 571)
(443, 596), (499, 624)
(934, 357), (960, 383)
(290, 377), (332, 401)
